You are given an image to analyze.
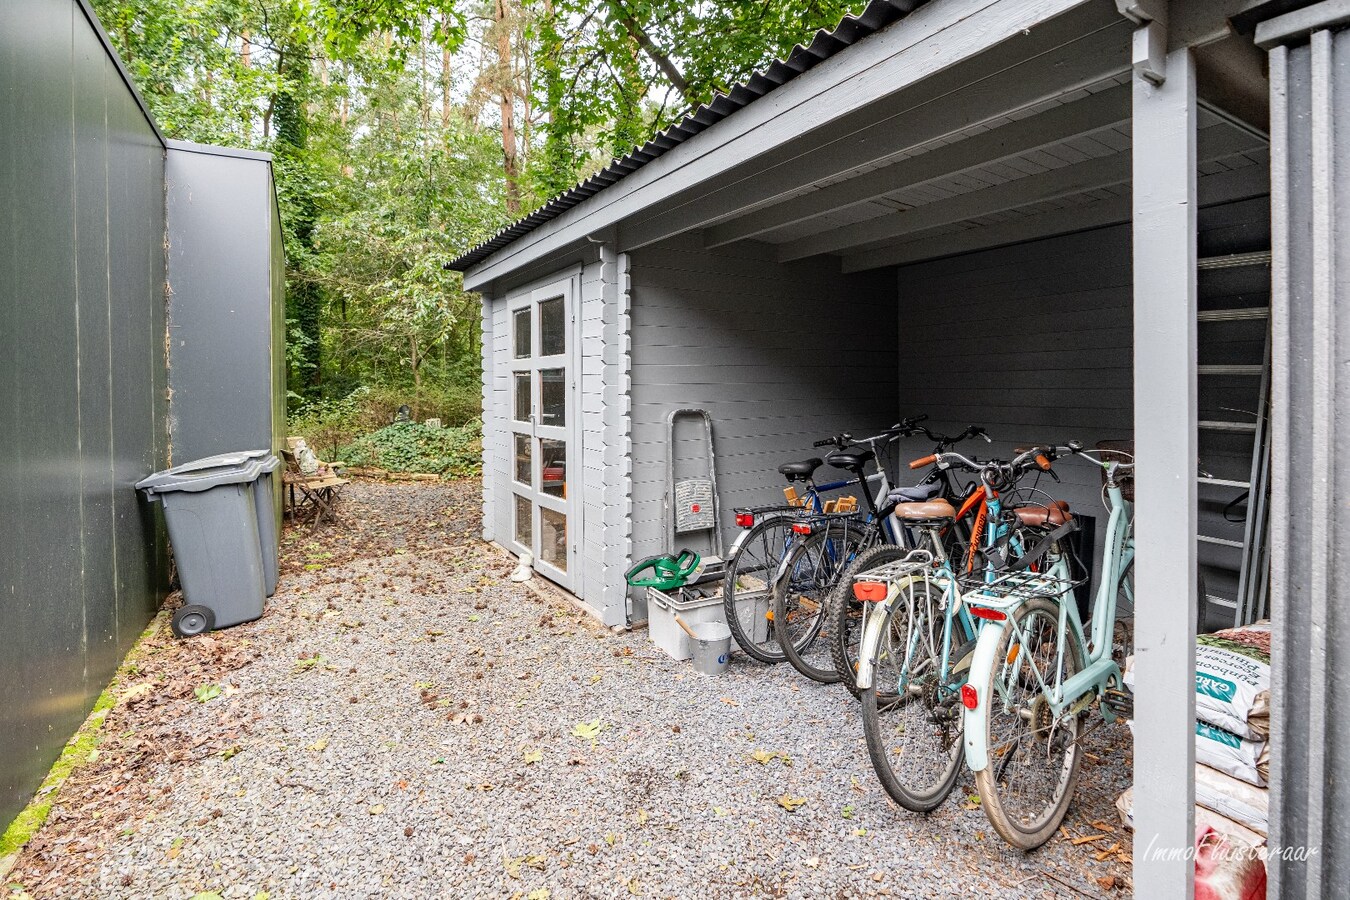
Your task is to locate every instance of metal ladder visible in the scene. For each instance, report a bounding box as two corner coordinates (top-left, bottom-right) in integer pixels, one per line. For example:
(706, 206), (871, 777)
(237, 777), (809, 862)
(1196, 250), (1272, 627)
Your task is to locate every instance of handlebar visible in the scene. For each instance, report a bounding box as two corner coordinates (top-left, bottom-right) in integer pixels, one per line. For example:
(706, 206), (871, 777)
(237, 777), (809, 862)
(908, 454), (937, 470)
(813, 414), (933, 452)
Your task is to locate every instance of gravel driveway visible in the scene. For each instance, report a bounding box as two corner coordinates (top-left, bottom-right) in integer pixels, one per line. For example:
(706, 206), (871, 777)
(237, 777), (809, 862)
(8, 480), (1132, 899)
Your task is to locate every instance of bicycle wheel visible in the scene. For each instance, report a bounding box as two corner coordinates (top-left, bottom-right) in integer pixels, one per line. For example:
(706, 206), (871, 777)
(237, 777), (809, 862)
(859, 571), (967, 812)
(722, 515), (797, 664)
(973, 597), (1085, 850)
(827, 542), (918, 698)
(774, 521), (866, 683)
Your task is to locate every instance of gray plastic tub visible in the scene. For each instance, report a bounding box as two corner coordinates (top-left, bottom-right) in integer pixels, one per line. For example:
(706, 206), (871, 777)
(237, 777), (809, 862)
(137, 454), (274, 636)
(162, 450), (280, 596)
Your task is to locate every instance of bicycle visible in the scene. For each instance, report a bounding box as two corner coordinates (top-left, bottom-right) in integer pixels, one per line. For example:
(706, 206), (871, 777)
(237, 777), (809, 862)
(823, 424), (995, 696)
(851, 446), (1076, 812)
(770, 425), (933, 682)
(960, 443), (1134, 850)
(722, 418), (927, 664)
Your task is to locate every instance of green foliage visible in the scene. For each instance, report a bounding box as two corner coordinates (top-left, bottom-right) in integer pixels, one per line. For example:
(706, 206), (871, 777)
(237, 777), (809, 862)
(93, 0), (866, 421)
(529, 0), (867, 192)
(290, 384), (481, 460)
(338, 420), (483, 476)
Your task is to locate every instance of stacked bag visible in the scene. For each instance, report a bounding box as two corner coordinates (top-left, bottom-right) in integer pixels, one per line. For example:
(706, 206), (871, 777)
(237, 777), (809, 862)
(1121, 621), (1273, 845)
(1193, 621), (1272, 793)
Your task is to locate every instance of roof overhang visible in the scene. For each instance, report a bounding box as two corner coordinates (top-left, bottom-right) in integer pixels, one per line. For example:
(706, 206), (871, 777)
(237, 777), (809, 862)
(458, 0), (1108, 292)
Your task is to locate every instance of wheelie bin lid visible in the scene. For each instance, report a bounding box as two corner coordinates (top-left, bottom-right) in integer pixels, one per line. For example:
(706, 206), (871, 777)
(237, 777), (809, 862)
(135, 455), (268, 496)
(168, 449), (275, 473)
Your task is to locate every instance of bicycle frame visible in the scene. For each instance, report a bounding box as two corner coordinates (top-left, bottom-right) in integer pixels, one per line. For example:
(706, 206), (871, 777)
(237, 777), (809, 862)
(854, 484), (1019, 694)
(962, 465), (1134, 773)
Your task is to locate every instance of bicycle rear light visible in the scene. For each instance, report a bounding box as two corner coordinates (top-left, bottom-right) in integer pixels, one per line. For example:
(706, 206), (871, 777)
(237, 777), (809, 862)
(735, 512), (754, 528)
(961, 684), (979, 710)
(853, 581), (887, 602)
(968, 605), (1007, 622)
(791, 522), (814, 536)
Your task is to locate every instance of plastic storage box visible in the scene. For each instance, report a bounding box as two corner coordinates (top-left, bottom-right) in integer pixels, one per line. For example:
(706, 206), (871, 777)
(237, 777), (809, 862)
(647, 577), (770, 661)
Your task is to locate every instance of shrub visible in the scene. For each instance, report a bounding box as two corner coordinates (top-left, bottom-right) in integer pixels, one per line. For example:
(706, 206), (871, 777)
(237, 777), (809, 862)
(288, 384), (482, 460)
(336, 419), (483, 477)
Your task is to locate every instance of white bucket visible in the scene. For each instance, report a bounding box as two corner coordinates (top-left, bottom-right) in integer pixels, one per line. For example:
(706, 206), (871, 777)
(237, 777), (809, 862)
(689, 621), (732, 676)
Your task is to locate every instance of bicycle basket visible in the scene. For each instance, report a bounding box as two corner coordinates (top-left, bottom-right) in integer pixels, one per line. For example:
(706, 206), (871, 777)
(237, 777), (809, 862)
(1096, 440), (1134, 503)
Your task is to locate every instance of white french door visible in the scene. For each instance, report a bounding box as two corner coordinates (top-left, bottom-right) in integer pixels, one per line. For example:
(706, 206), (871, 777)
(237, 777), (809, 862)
(507, 276), (578, 589)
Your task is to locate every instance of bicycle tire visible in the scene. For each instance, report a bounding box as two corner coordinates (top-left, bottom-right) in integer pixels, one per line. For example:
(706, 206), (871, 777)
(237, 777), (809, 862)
(774, 520), (868, 683)
(859, 572), (967, 812)
(826, 543), (917, 699)
(721, 515), (797, 664)
(973, 597), (1085, 850)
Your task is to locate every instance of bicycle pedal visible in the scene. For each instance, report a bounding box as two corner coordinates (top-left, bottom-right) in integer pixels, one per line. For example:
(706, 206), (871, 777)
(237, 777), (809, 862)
(1102, 687), (1134, 720)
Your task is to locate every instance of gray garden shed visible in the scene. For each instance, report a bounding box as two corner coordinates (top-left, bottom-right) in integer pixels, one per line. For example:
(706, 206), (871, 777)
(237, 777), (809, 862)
(450, 1), (1350, 895)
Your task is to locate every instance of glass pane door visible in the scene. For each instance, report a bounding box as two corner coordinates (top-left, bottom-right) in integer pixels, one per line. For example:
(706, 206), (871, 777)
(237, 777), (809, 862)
(507, 277), (575, 590)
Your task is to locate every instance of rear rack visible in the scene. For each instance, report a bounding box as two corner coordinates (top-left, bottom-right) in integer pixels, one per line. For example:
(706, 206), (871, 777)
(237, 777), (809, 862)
(851, 548), (940, 585)
(960, 570), (1082, 607)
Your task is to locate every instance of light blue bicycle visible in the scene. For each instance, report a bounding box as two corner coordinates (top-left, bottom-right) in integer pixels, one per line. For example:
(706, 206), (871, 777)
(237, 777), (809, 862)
(853, 446), (1074, 811)
(961, 443), (1134, 850)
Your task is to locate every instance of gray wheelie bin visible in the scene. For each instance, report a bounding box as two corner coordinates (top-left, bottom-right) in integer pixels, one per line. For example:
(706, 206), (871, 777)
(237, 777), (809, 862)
(156, 450), (282, 596)
(136, 454), (273, 637)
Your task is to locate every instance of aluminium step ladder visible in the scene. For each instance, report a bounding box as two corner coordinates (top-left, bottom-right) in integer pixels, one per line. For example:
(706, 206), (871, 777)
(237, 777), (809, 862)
(1196, 250), (1271, 627)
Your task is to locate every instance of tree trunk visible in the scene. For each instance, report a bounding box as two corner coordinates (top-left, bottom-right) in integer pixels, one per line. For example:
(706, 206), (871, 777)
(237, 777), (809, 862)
(441, 15), (452, 131)
(495, 0), (520, 214)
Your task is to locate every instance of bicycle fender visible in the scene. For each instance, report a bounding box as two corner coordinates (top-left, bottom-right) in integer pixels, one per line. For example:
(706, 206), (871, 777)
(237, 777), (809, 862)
(854, 588), (901, 691)
(962, 625), (1005, 773)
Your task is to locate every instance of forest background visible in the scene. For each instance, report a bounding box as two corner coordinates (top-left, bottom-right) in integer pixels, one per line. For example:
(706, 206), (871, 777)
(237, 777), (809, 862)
(94, 0), (864, 469)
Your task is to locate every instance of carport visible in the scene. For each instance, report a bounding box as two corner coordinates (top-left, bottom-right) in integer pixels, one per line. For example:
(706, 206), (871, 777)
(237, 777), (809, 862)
(450, 1), (1350, 895)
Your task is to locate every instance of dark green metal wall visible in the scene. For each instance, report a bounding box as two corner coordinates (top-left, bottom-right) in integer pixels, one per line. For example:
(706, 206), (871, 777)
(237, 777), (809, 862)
(0, 0), (171, 827)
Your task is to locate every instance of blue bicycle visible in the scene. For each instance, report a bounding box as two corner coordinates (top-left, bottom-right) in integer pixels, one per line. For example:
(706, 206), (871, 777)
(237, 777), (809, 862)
(722, 418), (928, 664)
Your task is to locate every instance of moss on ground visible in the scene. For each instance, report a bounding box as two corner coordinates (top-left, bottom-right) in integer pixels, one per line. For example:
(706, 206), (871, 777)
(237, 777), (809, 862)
(1, 615), (165, 864)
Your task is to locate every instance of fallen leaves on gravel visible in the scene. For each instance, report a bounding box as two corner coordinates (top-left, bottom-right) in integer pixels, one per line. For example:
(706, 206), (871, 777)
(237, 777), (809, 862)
(749, 749), (791, 766)
(570, 719), (604, 744)
(504, 854), (547, 878)
(292, 654), (326, 673)
(193, 684), (222, 703)
(776, 796), (808, 812)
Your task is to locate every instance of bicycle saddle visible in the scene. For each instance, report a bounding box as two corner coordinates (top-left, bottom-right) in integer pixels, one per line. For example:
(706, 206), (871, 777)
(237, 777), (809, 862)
(826, 449), (874, 472)
(887, 482), (942, 505)
(778, 458), (823, 480)
(1014, 500), (1072, 527)
(891, 499), (957, 522)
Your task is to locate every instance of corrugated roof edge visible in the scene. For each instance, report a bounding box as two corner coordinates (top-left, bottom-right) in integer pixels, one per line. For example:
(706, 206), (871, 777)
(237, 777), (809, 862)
(445, 0), (926, 272)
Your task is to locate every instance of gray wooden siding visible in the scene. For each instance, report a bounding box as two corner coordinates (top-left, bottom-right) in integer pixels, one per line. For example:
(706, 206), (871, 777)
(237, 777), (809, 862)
(894, 224), (1134, 559)
(893, 194), (1270, 591)
(480, 296), (497, 542)
(627, 235), (900, 612)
